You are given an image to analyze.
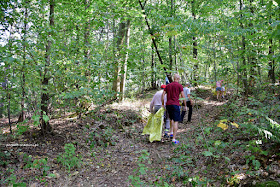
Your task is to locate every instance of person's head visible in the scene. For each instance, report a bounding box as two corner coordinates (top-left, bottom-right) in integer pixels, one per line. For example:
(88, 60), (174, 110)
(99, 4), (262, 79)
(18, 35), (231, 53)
(174, 74), (180, 82)
(185, 82), (190, 87)
(160, 85), (166, 89)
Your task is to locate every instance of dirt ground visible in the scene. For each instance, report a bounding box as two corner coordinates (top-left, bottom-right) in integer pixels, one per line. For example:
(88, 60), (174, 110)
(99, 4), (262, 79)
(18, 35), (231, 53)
(1, 86), (280, 186)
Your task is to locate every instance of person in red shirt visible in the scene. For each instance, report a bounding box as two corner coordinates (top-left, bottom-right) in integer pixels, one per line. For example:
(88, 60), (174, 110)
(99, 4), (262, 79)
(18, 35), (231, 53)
(161, 74), (187, 144)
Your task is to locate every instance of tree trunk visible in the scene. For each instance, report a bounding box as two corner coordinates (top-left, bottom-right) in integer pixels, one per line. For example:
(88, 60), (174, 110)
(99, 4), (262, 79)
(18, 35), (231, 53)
(40, 0), (54, 134)
(151, 43), (157, 88)
(240, 0), (249, 96)
(112, 21), (128, 97)
(84, 0), (90, 76)
(120, 20), (131, 101)
(169, 0), (174, 70)
(192, 0), (198, 86)
(19, 3), (28, 123)
(268, 38), (275, 83)
(169, 37), (173, 70)
(248, 0), (257, 90)
(139, 0), (173, 83)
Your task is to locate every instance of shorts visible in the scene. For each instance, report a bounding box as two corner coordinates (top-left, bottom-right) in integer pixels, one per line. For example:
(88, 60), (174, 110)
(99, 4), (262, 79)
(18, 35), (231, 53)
(216, 87), (222, 91)
(166, 105), (181, 122)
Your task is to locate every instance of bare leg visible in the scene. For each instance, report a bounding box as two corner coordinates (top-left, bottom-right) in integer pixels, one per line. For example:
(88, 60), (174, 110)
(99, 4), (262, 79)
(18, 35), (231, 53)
(170, 120), (174, 134)
(173, 121), (178, 140)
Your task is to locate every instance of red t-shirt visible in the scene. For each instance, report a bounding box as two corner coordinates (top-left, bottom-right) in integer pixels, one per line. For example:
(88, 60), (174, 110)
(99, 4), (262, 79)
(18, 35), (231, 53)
(164, 82), (183, 106)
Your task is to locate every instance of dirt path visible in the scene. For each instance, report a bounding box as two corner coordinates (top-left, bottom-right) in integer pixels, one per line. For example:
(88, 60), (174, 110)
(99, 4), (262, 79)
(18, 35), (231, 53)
(0, 87), (230, 186)
(74, 87), (226, 186)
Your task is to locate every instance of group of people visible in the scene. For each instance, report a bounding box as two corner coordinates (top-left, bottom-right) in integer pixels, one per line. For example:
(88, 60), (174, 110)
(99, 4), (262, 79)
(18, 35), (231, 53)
(150, 74), (193, 144)
(149, 75), (226, 144)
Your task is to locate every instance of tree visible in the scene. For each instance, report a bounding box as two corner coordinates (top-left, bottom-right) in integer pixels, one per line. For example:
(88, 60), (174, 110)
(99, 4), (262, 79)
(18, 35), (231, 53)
(40, 0), (54, 134)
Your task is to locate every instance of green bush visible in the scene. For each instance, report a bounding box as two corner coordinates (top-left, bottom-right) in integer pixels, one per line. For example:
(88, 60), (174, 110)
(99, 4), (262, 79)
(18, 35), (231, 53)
(57, 143), (82, 172)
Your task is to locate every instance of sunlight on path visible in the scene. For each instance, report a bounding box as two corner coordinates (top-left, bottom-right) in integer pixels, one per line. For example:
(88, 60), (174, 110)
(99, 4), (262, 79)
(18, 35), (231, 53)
(203, 100), (226, 106)
(177, 128), (191, 133)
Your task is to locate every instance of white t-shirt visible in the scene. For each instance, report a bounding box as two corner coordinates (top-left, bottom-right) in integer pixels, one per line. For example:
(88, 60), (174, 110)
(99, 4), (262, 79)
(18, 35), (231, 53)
(183, 87), (191, 101)
(150, 90), (167, 111)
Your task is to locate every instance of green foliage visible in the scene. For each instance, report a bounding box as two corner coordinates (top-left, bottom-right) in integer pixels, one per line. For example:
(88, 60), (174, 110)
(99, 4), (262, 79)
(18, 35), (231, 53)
(57, 143), (82, 172)
(22, 153), (33, 169)
(128, 150), (151, 186)
(88, 126), (117, 147)
(0, 150), (11, 167)
(16, 124), (30, 135)
(0, 169), (17, 186)
(32, 158), (50, 177)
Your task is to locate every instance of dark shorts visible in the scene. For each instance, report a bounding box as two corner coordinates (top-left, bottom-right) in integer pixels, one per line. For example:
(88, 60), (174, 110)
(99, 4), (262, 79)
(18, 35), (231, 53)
(166, 105), (181, 122)
(216, 87), (222, 91)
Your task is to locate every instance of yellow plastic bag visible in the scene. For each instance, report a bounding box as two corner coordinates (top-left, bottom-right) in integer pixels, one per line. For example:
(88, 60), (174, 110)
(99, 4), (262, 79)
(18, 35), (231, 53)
(142, 107), (164, 142)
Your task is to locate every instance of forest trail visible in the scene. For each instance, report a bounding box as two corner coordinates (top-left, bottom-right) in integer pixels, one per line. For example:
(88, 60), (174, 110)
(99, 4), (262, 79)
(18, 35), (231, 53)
(0, 86), (251, 186)
(69, 86), (228, 186)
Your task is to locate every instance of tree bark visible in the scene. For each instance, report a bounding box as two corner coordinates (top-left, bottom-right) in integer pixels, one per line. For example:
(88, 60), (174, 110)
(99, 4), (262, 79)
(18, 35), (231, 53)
(112, 21), (128, 97)
(248, 0), (257, 89)
(120, 20), (131, 101)
(239, 0), (249, 96)
(151, 43), (156, 88)
(40, 0), (54, 134)
(268, 38), (275, 83)
(192, 0), (198, 86)
(84, 0), (90, 76)
(19, 3), (28, 123)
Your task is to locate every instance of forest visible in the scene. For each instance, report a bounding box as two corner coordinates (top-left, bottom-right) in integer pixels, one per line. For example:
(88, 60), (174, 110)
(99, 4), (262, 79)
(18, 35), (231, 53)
(0, 0), (280, 186)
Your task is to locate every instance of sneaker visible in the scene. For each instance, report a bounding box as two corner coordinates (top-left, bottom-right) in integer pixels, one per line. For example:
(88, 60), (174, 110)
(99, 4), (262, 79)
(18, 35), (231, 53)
(163, 133), (169, 139)
(169, 134), (173, 140)
(172, 139), (179, 144)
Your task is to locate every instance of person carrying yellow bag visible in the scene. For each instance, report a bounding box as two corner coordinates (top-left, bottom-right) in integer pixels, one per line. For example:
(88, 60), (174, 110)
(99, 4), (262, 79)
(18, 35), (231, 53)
(142, 107), (165, 142)
(143, 85), (169, 142)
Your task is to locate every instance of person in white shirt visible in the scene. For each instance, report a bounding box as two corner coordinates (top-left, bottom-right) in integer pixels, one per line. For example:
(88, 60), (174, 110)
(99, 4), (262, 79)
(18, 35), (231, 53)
(180, 82), (193, 123)
(150, 85), (170, 137)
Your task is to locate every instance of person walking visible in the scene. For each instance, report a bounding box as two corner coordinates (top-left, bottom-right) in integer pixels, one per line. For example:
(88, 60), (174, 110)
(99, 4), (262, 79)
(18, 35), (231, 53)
(150, 85), (170, 137)
(216, 80), (223, 100)
(161, 74), (187, 144)
(180, 82), (193, 123)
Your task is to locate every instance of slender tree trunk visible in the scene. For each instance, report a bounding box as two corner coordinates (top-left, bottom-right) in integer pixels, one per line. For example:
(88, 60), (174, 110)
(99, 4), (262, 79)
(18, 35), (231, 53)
(239, 0), (248, 96)
(151, 43), (156, 88)
(268, 38), (275, 83)
(19, 3), (28, 123)
(174, 36), (177, 70)
(169, 0), (174, 69)
(120, 20), (131, 101)
(40, 0), (54, 134)
(139, 0), (173, 82)
(169, 37), (173, 70)
(112, 21), (128, 97)
(212, 37), (217, 82)
(84, 0), (90, 76)
(192, 0), (198, 86)
(248, 0), (257, 90)
(6, 21), (15, 133)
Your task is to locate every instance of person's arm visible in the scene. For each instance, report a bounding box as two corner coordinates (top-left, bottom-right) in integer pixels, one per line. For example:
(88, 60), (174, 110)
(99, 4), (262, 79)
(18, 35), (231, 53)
(187, 89), (193, 105)
(188, 94), (193, 105)
(180, 91), (187, 111)
(161, 90), (166, 108)
(150, 95), (155, 112)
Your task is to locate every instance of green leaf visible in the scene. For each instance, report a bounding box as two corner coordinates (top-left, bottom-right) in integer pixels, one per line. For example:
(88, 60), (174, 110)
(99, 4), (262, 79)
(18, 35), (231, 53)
(224, 157), (231, 162)
(43, 115), (50, 123)
(202, 151), (213, 157)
